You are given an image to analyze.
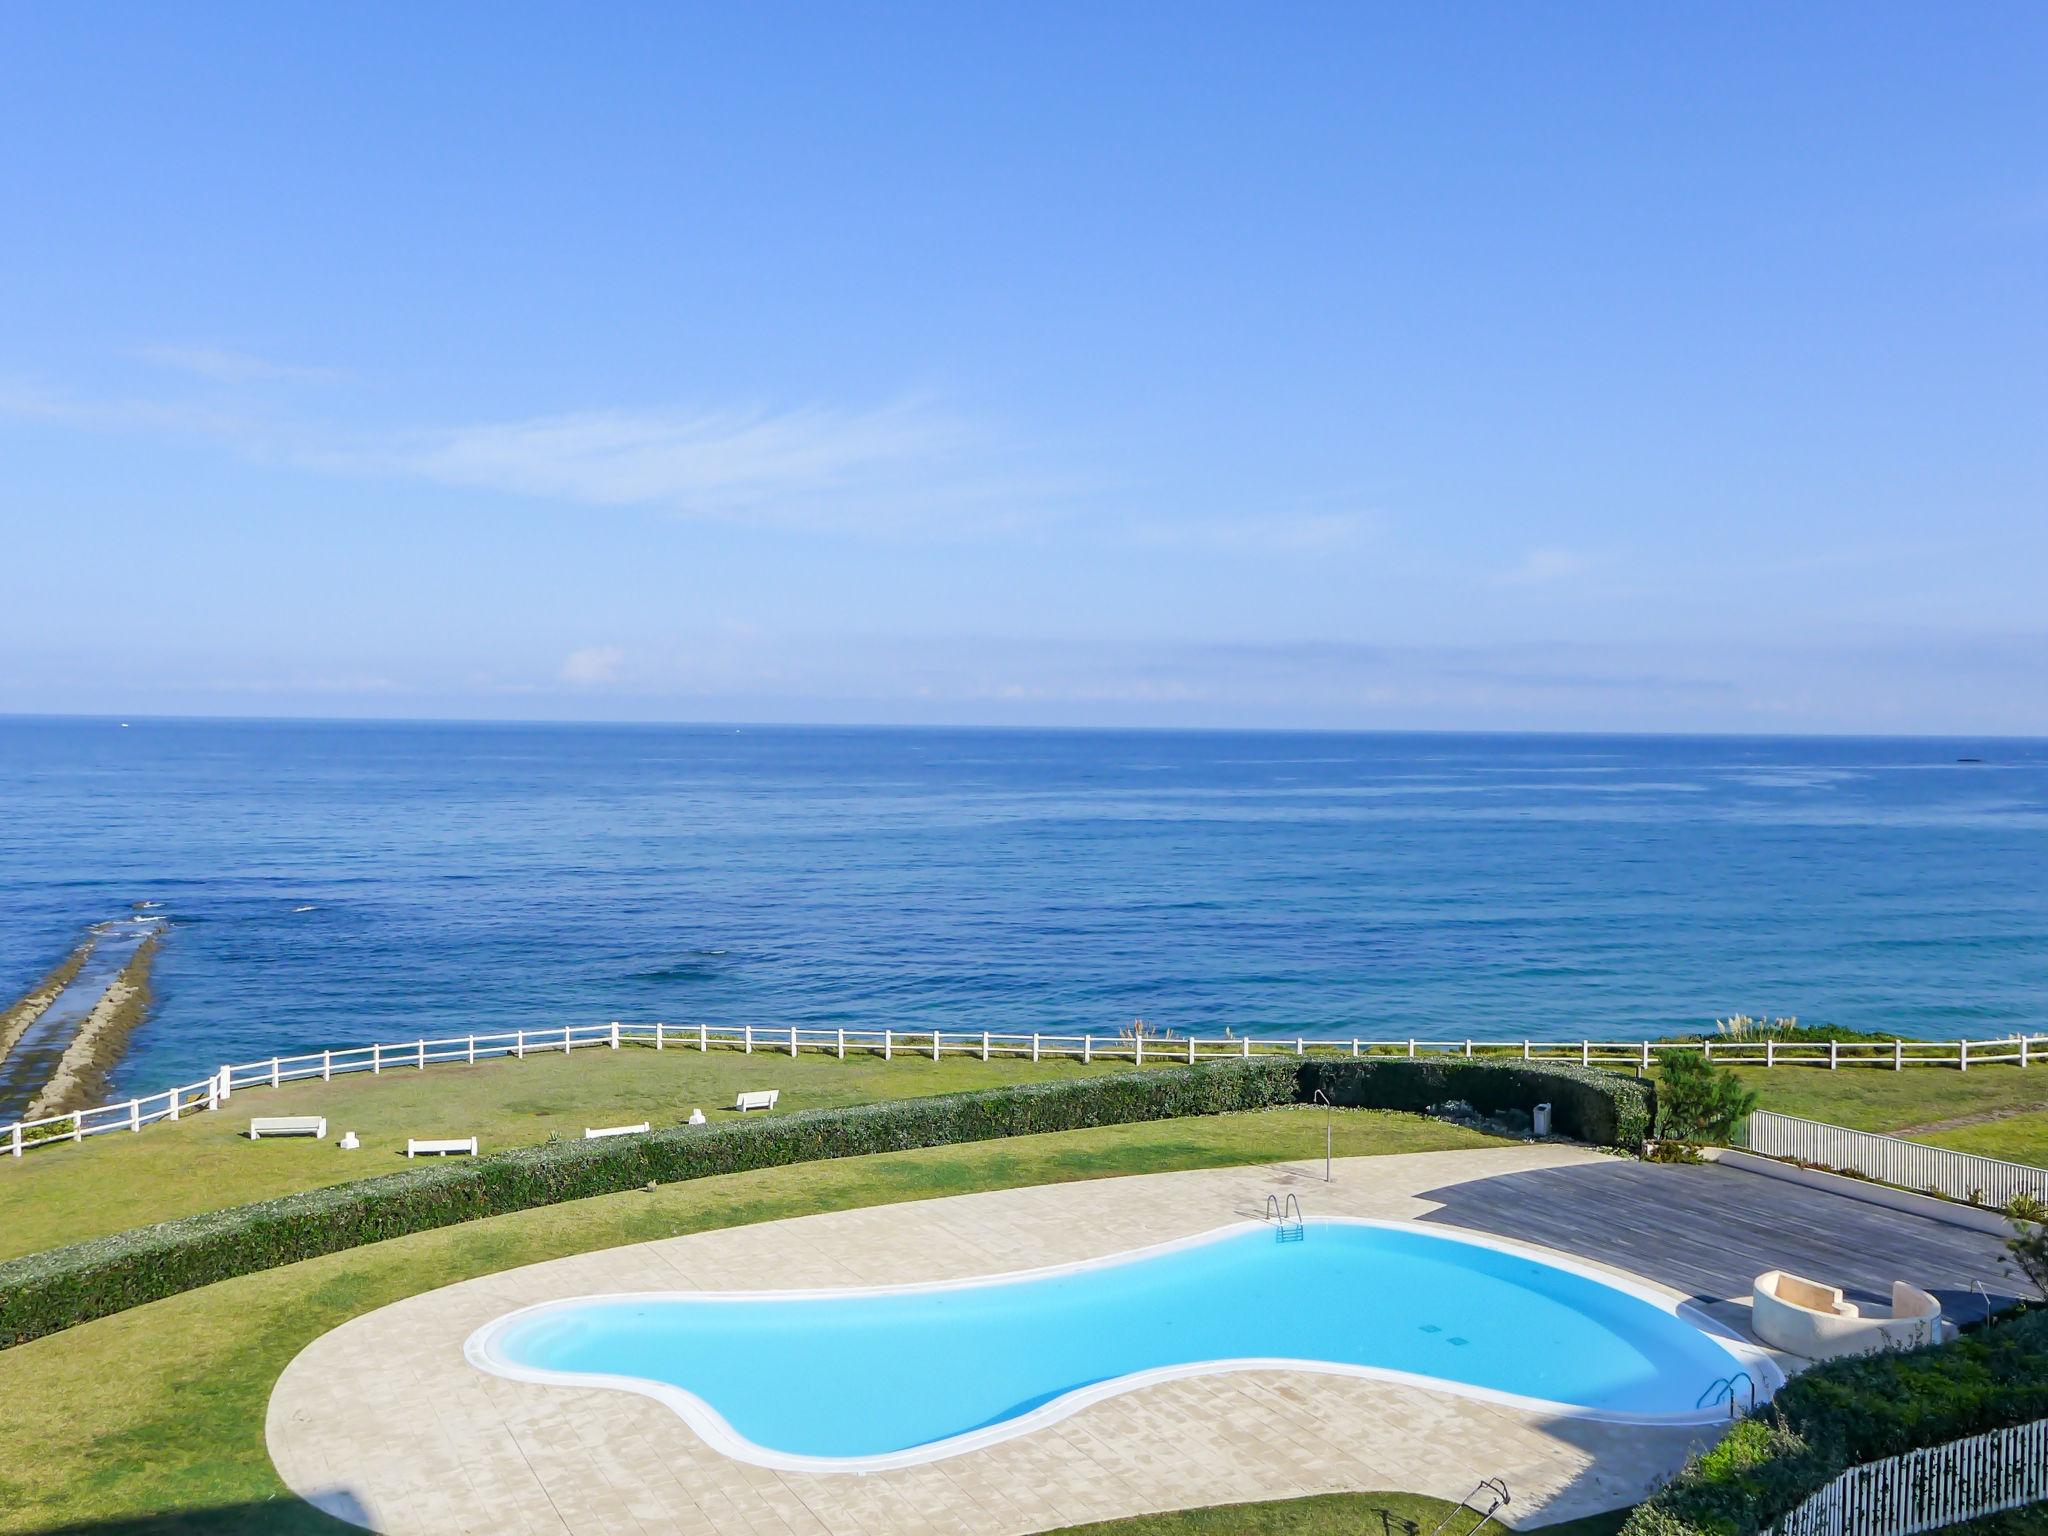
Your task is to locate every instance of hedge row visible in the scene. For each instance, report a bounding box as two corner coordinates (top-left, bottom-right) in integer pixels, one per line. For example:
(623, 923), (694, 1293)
(0, 1053), (1644, 1350)
(1298, 1055), (1654, 1151)
(1621, 1309), (2048, 1536)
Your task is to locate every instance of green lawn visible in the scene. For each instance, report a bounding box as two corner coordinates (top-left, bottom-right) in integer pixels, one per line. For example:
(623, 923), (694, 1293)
(1049, 1489), (1627, 1536)
(0, 1044), (1166, 1259)
(1736, 1063), (2048, 1165)
(0, 1104), (1506, 1536)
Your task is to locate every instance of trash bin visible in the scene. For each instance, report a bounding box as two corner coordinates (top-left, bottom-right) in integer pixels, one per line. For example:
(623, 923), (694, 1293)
(1532, 1102), (1553, 1138)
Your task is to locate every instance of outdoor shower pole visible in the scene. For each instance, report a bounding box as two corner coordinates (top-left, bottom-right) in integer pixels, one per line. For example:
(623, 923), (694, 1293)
(1312, 1088), (1332, 1181)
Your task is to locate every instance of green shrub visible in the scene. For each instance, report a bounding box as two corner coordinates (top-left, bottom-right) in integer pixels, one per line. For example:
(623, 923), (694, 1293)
(0, 1053), (1642, 1350)
(1655, 1052), (1758, 1145)
(0, 1060), (1298, 1350)
(1296, 1056), (1653, 1152)
(1623, 1309), (2048, 1536)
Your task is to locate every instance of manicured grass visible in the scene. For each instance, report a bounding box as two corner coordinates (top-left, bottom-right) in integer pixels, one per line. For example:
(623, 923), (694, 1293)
(0, 1045), (1163, 1259)
(1046, 1488), (1628, 1536)
(1735, 1064), (2048, 1163)
(0, 1105), (1504, 1535)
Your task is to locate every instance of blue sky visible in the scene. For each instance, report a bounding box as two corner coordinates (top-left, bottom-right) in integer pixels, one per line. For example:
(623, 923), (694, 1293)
(1, 3), (2043, 732)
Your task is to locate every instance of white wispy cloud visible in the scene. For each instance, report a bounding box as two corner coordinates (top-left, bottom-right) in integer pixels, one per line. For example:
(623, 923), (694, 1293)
(558, 645), (625, 686)
(131, 345), (342, 385)
(1120, 509), (1378, 552)
(1491, 546), (1590, 587)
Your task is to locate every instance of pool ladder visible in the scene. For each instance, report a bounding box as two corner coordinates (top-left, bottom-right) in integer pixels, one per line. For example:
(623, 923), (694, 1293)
(1265, 1192), (1304, 1241)
(1697, 1371), (1756, 1421)
(1425, 1477), (1510, 1536)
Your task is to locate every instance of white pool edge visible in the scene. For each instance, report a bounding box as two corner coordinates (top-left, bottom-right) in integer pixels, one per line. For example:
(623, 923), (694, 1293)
(464, 1216), (1784, 1475)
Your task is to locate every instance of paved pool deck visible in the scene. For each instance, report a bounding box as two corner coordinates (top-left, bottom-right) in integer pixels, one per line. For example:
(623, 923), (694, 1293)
(267, 1143), (2016, 1536)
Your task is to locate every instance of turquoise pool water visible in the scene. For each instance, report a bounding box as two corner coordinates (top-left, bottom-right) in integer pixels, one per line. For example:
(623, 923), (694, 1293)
(470, 1221), (1765, 1467)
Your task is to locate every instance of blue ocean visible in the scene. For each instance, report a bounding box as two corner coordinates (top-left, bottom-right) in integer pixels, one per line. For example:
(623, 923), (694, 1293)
(1, 718), (2043, 1094)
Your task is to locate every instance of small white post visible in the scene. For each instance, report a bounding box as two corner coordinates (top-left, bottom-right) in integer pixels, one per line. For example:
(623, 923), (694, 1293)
(563, 1027), (571, 1056)
(1241, 1036), (1250, 1059)
(1580, 1041), (1590, 1067)
(10, 1124), (20, 1157)
(1296, 1037), (1304, 1056)
(1829, 1040), (1839, 1071)
(219, 1064), (232, 1102)
(1350, 1039), (1360, 1057)
(1703, 1040), (1712, 1063)
(1188, 1036), (1196, 1064)
(655, 1021), (664, 1052)
(1408, 1039), (1417, 1058)
(130, 1098), (141, 1132)
(1522, 1040), (1531, 1061)
(417, 1039), (426, 1069)
(1895, 1039), (1904, 1071)
(1083, 1035), (1093, 1064)
(699, 1023), (708, 1052)
(1960, 1039), (1970, 1072)
(466, 1035), (476, 1065)
(933, 1030), (942, 1062)
(884, 1028), (893, 1061)
(981, 1031), (990, 1062)
(1640, 1041), (1651, 1073)
(373, 1043), (382, 1075)
(790, 1025), (799, 1059)
(515, 1030), (526, 1060)
(837, 1027), (846, 1060)
(610, 1021), (620, 1051)
(270, 1057), (281, 1088)
(1031, 1032), (1041, 1062)
(1765, 1039), (1774, 1068)
(1464, 1039), (1473, 1058)
(745, 1025), (753, 1054)
(168, 1086), (180, 1121)
(2022, 1036), (2031, 1069)
(207, 1075), (219, 1112)
(1135, 1034), (1144, 1065)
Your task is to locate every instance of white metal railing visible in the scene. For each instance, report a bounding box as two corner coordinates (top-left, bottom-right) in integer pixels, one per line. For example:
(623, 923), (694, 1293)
(1764, 1416), (2048, 1536)
(4, 1024), (2044, 1160)
(1741, 1109), (2048, 1210)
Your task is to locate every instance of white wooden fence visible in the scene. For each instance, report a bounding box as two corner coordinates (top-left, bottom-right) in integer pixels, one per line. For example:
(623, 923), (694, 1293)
(1741, 1109), (2048, 1210)
(4, 1023), (2044, 1160)
(1764, 1416), (2048, 1536)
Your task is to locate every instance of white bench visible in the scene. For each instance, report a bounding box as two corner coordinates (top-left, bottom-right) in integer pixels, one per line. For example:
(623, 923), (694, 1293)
(733, 1090), (780, 1113)
(584, 1122), (650, 1140)
(249, 1116), (327, 1140)
(406, 1136), (478, 1158)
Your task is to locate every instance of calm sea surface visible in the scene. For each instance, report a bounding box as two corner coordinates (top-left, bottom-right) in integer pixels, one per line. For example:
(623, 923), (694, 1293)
(1, 718), (2044, 1093)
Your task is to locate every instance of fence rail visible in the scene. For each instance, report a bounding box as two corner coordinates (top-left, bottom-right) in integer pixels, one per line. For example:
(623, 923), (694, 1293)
(1764, 1416), (2048, 1536)
(1741, 1109), (2048, 1209)
(5, 1024), (2046, 1160)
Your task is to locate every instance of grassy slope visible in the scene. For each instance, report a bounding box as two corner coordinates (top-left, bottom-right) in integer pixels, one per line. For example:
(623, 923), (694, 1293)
(1737, 1064), (2048, 1164)
(0, 1046), (1161, 1259)
(0, 1106), (1503, 1535)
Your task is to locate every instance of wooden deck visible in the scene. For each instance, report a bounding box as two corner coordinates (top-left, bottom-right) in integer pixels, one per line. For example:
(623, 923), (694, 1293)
(1416, 1156), (2029, 1328)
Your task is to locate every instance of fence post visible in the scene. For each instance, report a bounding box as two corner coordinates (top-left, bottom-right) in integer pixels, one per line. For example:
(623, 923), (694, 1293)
(837, 1027), (846, 1060)
(744, 1025), (753, 1055)
(1641, 1041), (1651, 1074)
(169, 1085), (180, 1121)
(610, 1021), (620, 1050)
(1829, 1040), (1839, 1071)
(790, 1025), (799, 1059)
(1960, 1039), (1970, 1072)
(1522, 1040), (1531, 1061)
(271, 1056), (281, 1088)
(373, 1043), (382, 1074)
(1765, 1039), (1774, 1068)
(1408, 1039), (1416, 1058)
(1188, 1036), (1197, 1064)
(1135, 1035), (1144, 1065)
(1895, 1039), (1904, 1071)
(11, 1124), (21, 1157)
(655, 1021), (664, 1052)
(1581, 1041), (1590, 1067)
(1703, 1040), (1712, 1063)
(1242, 1037), (1250, 1059)
(1350, 1038), (1359, 1057)
(207, 1075), (219, 1112)
(418, 1038), (426, 1069)
(1084, 1035), (1092, 1064)
(2023, 1036), (2032, 1069)
(130, 1097), (141, 1132)
(933, 1030), (942, 1062)
(563, 1027), (572, 1056)
(1032, 1032), (1041, 1062)
(515, 1030), (525, 1060)
(1296, 1037), (1304, 1056)
(981, 1031), (990, 1062)
(884, 1028), (892, 1061)
(699, 1023), (707, 1052)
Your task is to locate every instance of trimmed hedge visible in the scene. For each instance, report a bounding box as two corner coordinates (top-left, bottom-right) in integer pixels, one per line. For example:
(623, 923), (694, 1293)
(1298, 1055), (1654, 1152)
(1622, 1309), (2048, 1536)
(0, 1053), (1643, 1350)
(0, 1061), (1297, 1349)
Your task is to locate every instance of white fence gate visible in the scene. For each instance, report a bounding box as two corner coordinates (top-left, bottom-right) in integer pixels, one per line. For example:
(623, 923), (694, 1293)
(1741, 1109), (2048, 1209)
(1764, 1417), (2048, 1536)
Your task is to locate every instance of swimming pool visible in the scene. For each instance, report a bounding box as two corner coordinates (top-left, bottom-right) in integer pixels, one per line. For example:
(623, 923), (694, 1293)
(466, 1219), (1775, 1471)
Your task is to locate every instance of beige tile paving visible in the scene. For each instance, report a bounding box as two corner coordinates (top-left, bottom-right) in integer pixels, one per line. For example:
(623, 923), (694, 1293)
(269, 1146), (1728, 1535)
